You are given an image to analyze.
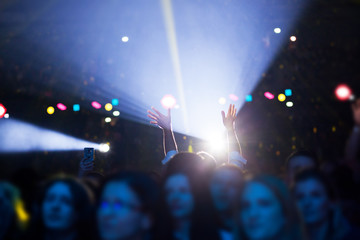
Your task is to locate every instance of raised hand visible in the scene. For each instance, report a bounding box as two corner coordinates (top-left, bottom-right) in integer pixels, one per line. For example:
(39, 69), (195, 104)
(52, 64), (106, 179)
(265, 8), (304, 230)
(221, 104), (237, 130)
(352, 98), (360, 127)
(147, 107), (172, 130)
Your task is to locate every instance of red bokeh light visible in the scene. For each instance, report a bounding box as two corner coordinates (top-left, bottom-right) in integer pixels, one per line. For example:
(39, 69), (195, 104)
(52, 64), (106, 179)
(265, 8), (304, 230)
(335, 84), (352, 101)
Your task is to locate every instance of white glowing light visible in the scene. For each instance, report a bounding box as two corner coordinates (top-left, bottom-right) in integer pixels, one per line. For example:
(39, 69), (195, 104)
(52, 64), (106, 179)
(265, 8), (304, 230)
(207, 133), (226, 153)
(274, 28), (281, 34)
(0, 119), (98, 153)
(286, 101), (294, 107)
(161, 94), (177, 109)
(105, 117), (112, 123)
(4, 113), (9, 119)
(113, 111), (120, 117)
(218, 97), (226, 105)
(290, 36), (297, 42)
(99, 143), (110, 153)
(122, 36), (129, 42)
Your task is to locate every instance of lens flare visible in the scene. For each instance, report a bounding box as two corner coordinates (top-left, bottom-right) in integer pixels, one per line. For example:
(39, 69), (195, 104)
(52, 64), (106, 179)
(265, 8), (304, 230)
(161, 94), (177, 109)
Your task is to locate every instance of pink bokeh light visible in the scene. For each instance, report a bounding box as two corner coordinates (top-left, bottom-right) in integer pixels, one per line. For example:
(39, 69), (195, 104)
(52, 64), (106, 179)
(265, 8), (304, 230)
(91, 101), (102, 109)
(57, 103), (67, 111)
(264, 92), (275, 100)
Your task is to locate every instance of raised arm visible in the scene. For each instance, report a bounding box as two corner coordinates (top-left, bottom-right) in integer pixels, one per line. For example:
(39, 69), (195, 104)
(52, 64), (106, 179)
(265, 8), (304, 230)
(148, 107), (178, 156)
(222, 104), (242, 156)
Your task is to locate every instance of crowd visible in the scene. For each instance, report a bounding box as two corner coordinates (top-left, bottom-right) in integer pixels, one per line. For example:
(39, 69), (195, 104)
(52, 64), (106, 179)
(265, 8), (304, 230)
(1, 101), (360, 240)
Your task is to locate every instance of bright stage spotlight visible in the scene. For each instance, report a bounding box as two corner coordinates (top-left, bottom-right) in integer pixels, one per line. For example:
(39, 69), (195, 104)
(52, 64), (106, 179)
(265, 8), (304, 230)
(335, 84), (352, 101)
(47, 106), (55, 115)
(206, 133), (226, 153)
(91, 101), (102, 109)
(99, 143), (110, 153)
(0, 104), (7, 118)
(0, 119), (99, 153)
(290, 36), (297, 42)
(161, 94), (177, 109)
(57, 103), (67, 111)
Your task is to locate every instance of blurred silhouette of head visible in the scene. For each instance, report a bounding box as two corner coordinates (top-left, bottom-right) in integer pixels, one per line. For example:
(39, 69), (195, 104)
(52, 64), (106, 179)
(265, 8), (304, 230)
(210, 165), (243, 214)
(31, 177), (94, 239)
(97, 171), (159, 240)
(293, 169), (334, 226)
(286, 150), (318, 184)
(237, 175), (303, 240)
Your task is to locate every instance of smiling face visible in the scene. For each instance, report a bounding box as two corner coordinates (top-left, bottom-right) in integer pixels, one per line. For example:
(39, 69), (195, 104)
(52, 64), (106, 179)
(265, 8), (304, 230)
(97, 181), (149, 240)
(210, 168), (242, 213)
(239, 182), (285, 240)
(165, 174), (194, 219)
(42, 182), (76, 231)
(294, 178), (330, 225)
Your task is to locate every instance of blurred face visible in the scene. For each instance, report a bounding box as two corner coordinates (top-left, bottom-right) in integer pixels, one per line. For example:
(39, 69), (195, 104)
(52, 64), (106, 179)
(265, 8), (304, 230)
(97, 182), (149, 240)
(239, 182), (285, 240)
(165, 174), (194, 219)
(288, 156), (316, 183)
(210, 168), (242, 213)
(294, 178), (330, 225)
(42, 182), (76, 231)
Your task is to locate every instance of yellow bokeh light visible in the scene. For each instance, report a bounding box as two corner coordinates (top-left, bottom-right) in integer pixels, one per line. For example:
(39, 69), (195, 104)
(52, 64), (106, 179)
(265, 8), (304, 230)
(47, 106), (55, 115)
(105, 103), (113, 111)
(278, 94), (286, 102)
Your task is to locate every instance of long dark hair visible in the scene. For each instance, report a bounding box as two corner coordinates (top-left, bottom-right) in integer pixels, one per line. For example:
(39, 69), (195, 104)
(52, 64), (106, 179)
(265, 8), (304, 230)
(158, 163), (221, 240)
(27, 176), (95, 240)
(236, 175), (305, 240)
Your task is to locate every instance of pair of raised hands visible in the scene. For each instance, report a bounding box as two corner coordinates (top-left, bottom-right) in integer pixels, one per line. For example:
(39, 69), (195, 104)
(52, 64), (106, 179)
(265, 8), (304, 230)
(147, 104), (237, 130)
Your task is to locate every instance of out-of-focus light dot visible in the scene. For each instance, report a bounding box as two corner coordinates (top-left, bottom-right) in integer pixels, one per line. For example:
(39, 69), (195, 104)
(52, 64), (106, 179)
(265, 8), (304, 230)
(99, 143), (110, 153)
(112, 99), (119, 106)
(264, 92), (275, 100)
(122, 36), (129, 42)
(105, 117), (112, 123)
(292, 145), (296, 150)
(174, 104), (180, 109)
(161, 94), (177, 109)
(0, 104), (6, 118)
(286, 101), (294, 107)
(313, 127), (317, 134)
(47, 106), (55, 115)
(4, 113), (9, 118)
(113, 111), (120, 117)
(245, 95), (253, 102)
(92, 101), (102, 109)
(285, 89), (292, 96)
(332, 126), (336, 132)
(73, 104), (80, 112)
(218, 97), (226, 105)
(335, 84), (352, 101)
(276, 151), (281, 156)
(229, 94), (239, 101)
(274, 28), (281, 34)
(278, 94), (286, 102)
(290, 36), (297, 42)
(105, 103), (113, 111)
(57, 103), (67, 111)
(183, 136), (187, 140)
